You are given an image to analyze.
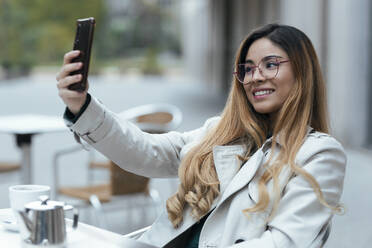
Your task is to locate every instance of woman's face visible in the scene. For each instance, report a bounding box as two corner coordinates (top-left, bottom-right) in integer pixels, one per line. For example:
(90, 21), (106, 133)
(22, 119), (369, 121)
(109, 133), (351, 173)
(243, 38), (296, 119)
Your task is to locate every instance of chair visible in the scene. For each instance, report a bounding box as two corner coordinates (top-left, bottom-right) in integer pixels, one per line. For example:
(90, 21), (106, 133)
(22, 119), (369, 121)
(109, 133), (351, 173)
(0, 161), (21, 186)
(0, 161), (21, 183)
(117, 103), (183, 134)
(0, 162), (20, 173)
(53, 103), (183, 228)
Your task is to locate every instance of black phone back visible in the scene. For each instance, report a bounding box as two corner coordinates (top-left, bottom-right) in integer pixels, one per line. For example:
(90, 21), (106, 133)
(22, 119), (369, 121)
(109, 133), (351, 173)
(69, 17), (95, 92)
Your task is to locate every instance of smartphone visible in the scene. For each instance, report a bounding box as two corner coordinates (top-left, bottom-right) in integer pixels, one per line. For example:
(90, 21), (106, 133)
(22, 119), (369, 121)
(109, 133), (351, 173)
(68, 17), (95, 92)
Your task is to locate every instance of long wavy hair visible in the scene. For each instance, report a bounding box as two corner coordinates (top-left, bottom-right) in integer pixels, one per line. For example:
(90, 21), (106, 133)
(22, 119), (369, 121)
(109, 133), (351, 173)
(166, 23), (341, 228)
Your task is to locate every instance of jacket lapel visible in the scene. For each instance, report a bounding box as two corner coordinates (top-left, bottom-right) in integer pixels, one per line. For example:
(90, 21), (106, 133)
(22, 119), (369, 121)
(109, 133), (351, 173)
(217, 148), (265, 205)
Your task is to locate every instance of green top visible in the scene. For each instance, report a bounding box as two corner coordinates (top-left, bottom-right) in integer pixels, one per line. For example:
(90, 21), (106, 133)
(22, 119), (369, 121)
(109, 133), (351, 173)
(184, 212), (210, 248)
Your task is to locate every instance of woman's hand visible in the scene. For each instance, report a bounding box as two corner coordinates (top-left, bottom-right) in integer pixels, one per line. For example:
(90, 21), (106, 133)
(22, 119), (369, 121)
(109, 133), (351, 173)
(56, 50), (88, 115)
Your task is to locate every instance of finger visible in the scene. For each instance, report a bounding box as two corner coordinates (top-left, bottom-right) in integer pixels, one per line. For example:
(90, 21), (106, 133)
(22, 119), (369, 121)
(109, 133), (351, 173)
(57, 74), (82, 89)
(63, 50), (80, 65)
(56, 62), (83, 81)
(56, 51), (81, 81)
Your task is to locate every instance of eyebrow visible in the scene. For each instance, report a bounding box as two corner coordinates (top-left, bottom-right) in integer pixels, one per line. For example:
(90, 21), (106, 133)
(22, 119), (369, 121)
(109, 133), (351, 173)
(244, 55), (284, 64)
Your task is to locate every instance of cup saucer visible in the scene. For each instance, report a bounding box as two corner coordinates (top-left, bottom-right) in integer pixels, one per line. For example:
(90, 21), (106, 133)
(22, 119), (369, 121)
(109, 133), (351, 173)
(0, 215), (19, 232)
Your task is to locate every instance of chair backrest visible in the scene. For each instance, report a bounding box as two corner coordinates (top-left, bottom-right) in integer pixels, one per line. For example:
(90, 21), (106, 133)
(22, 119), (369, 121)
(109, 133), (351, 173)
(118, 103), (183, 134)
(0, 162), (20, 173)
(110, 161), (149, 196)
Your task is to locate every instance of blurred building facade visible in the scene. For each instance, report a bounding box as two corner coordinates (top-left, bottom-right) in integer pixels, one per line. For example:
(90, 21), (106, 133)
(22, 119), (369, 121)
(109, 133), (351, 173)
(181, 0), (371, 149)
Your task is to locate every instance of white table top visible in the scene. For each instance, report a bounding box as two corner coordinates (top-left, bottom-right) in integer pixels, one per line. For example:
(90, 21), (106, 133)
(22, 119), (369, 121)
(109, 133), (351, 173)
(0, 208), (157, 248)
(0, 114), (67, 134)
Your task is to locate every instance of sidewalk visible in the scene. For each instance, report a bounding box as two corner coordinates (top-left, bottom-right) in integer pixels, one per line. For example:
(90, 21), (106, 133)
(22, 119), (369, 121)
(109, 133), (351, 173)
(0, 75), (371, 246)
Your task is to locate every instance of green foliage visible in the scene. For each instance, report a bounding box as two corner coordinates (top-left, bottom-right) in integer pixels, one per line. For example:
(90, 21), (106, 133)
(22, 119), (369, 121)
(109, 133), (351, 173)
(0, 0), (106, 77)
(0, 0), (182, 78)
(97, 0), (181, 59)
(140, 48), (163, 75)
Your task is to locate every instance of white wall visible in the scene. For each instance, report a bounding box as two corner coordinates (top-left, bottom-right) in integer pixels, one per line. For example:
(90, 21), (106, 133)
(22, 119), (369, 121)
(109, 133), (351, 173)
(327, 0), (370, 146)
(280, 0), (371, 146)
(180, 0), (209, 84)
(280, 0), (325, 61)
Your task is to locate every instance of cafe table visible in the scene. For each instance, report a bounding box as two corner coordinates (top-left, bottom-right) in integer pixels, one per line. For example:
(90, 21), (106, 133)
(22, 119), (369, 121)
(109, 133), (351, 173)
(0, 208), (157, 248)
(0, 114), (68, 184)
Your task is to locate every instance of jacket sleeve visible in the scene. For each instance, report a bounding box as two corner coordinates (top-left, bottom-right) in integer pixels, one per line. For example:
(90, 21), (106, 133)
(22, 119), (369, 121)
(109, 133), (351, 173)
(230, 134), (347, 248)
(66, 96), (217, 178)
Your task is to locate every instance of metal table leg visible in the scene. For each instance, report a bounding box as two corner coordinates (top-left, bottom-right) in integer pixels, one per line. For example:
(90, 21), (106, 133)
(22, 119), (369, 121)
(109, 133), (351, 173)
(16, 134), (33, 184)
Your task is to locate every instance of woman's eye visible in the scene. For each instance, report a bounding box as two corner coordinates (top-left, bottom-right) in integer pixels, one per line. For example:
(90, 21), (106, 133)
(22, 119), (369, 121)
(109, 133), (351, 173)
(265, 61), (279, 69)
(245, 66), (254, 73)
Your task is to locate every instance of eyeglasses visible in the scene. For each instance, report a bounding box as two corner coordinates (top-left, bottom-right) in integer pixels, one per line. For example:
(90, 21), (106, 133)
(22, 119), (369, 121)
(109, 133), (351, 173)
(233, 56), (289, 84)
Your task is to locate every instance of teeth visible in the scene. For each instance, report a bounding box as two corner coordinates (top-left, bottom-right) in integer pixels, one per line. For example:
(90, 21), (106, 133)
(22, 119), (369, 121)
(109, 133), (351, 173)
(254, 90), (274, 96)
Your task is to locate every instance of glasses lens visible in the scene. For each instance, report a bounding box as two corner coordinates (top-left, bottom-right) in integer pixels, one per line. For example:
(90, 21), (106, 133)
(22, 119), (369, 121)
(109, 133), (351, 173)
(260, 59), (279, 79)
(236, 64), (252, 83)
(235, 64), (244, 83)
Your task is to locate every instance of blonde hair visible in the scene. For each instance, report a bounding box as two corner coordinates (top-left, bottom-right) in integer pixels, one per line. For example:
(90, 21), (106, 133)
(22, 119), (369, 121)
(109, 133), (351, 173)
(166, 24), (341, 228)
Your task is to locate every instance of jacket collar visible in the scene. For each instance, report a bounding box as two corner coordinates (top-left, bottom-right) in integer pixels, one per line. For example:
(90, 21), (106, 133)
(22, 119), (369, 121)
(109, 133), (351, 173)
(262, 126), (314, 151)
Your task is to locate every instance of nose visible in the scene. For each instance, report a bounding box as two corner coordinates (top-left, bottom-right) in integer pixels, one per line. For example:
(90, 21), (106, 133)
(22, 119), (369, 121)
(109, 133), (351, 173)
(251, 67), (265, 83)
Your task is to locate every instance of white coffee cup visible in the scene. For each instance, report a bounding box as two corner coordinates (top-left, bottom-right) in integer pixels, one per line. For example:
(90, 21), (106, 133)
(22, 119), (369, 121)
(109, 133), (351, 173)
(9, 184), (51, 217)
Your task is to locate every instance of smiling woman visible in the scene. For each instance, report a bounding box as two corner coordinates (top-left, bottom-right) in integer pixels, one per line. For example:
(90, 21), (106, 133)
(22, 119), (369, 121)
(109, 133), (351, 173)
(56, 23), (346, 247)
(242, 38), (295, 118)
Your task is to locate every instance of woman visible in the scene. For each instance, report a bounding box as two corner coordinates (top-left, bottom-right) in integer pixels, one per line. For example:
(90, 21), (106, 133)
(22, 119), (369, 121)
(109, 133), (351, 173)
(56, 23), (346, 247)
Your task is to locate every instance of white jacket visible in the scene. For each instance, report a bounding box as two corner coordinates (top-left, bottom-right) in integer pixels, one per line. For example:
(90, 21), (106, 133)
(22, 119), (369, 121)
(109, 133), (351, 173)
(67, 97), (346, 248)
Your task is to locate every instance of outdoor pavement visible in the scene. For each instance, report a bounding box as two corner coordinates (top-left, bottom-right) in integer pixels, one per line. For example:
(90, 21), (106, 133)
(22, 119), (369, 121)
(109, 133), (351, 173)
(0, 73), (371, 247)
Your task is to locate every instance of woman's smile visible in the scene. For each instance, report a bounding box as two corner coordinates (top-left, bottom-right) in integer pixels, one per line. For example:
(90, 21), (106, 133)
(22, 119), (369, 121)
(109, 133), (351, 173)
(252, 88), (275, 99)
